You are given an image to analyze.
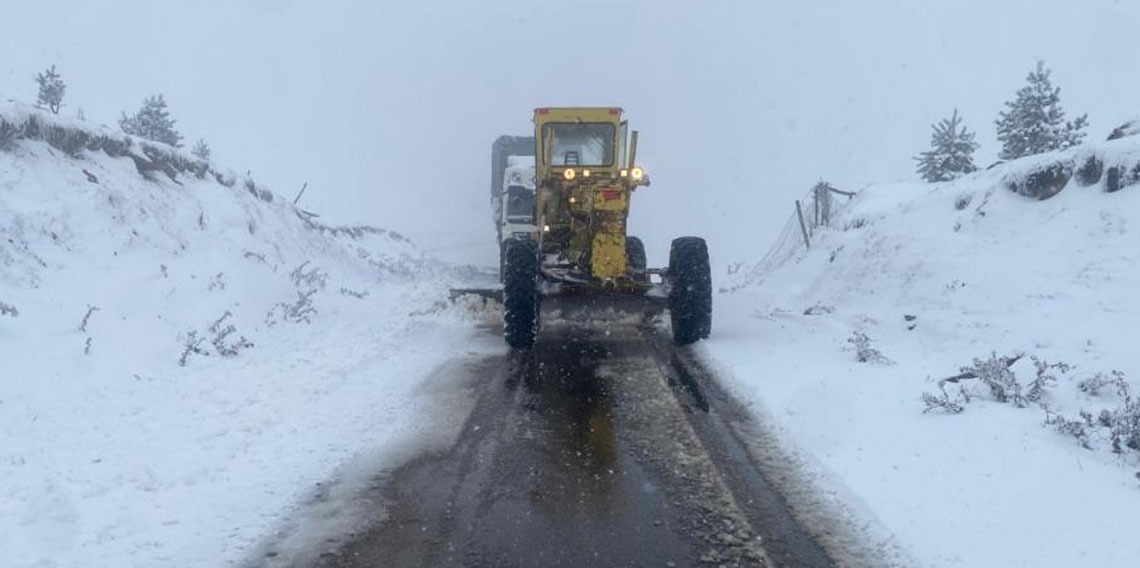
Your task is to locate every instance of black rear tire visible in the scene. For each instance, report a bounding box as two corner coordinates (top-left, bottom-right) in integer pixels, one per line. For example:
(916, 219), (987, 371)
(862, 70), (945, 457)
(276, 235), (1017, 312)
(502, 239), (539, 348)
(626, 236), (648, 282)
(668, 236), (712, 345)
(498, 242), (505, 283)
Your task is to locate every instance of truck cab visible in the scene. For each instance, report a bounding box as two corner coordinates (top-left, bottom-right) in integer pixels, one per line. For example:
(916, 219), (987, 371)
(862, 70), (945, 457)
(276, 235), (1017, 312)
(497, 156), (536, 243)
(491, 135), (537, 280)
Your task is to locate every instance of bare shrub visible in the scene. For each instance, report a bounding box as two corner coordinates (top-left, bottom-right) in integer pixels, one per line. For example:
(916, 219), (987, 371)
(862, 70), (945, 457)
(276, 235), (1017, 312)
(338, 287), (369, 299)
(0, 302), (18, 318)
(290, 262), (328, 290)
(301, 220), (391, 240)
(1108, 395), (1140, 454)
(921, 386), (966, 414)
(1041, 376), (1138, 456)
(1027, 357), (1071, 404)
(1044, 409), (1095, 450)
(920, 353), (1023, 412)
(267, 289), (318, 325)
(78, 305), (99, 332)
(846, 331), (894, 365)
(925, 355), (1140, 466)
(179, 331), (209, 366)
(264, 262), (327, 326)
(1078, 370), (1129, 398)
(208, 311), (253, 356)
(969, 352), (1026, 406)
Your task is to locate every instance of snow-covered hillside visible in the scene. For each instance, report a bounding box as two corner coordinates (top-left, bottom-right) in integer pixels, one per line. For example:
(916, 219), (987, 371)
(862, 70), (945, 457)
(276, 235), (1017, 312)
(0, 102), (495, 568)
(707, 136), (1140, 567)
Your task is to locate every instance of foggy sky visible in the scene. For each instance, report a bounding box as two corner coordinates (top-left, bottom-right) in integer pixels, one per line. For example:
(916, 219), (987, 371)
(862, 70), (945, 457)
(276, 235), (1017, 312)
(3, 0), (1138, 268)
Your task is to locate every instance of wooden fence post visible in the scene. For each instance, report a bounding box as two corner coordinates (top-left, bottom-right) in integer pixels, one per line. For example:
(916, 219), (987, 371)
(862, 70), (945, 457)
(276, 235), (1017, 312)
(821, 184), (831, 227)
(292, 182), (309, 205)
(813, 186), (819, 229)
(795, 200), (811, 250)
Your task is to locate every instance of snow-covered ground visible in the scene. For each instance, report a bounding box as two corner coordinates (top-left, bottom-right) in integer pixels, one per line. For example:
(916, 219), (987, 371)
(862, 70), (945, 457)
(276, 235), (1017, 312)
(0, 103), (500, 568)
(8, 95), (1140, 568)
(705, 137), (1140, 567)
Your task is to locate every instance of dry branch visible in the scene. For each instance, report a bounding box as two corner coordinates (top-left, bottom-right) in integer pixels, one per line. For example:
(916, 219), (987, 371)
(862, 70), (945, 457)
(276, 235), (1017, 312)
(79, 305), (100, 332)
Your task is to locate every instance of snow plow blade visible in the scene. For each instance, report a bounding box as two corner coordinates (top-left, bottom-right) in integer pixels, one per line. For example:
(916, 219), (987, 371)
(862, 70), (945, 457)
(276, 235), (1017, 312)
(447, 285), (665, 316)
(541, 289), (666, 322)
(448, 287), (503, 303)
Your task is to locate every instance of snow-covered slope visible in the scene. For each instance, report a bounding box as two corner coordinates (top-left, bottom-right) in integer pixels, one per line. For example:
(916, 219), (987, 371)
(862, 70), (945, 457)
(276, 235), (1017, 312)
(707, 137), (1140, 567)
(0, 102), (495, 568)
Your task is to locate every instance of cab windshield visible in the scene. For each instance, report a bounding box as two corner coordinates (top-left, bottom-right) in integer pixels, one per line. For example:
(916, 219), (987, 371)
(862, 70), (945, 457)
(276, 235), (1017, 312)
(542, 123), (616, 167)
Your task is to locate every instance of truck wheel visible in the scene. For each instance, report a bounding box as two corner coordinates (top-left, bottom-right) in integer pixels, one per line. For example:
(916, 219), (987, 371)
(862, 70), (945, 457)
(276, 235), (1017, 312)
(498, 242), (506, 283)
(502, 239), (539, 348)
(668, 237), (712, 345)
(626, 236), (648, 282)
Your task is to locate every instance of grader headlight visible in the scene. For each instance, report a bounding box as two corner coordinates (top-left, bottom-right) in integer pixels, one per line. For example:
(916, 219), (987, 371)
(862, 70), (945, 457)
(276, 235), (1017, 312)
(630, 167), (644, 181)
(563, 168), (576, 181)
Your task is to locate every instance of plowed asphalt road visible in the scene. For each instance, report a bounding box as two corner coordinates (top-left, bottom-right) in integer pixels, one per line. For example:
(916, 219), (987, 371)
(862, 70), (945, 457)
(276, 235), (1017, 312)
(259, 305), (839, 568)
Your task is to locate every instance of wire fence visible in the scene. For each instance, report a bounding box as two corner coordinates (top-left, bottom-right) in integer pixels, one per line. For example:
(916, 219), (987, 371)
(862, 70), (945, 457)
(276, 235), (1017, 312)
(735, 182), (855, 288)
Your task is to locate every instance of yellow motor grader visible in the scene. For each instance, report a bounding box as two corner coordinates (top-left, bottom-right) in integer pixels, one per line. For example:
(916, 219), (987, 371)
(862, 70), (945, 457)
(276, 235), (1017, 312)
(496, 107), (711, 348)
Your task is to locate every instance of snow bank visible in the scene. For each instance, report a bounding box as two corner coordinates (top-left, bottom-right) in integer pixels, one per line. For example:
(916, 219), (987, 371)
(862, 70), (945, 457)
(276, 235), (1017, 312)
(707, 136), (1140, 567)
(0, 103), (494, 568)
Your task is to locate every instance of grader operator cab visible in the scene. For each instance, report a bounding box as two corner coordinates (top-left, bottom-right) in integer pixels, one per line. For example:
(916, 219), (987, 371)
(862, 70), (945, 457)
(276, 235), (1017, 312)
(498, 107), (711, 348)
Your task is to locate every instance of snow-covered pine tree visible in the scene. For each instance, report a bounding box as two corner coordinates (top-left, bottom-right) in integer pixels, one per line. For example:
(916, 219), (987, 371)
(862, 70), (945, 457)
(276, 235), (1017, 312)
(996, 61), (1088, 160)
(191, 139), (211, 161)
(915, 109), (979, 182)
(35, 65), (66, 115)
(119, 94), (183, 147)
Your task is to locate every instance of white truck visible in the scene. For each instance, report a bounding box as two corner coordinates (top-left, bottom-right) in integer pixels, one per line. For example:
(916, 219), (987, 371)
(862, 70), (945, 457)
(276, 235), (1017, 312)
(490, 135), (536, 279)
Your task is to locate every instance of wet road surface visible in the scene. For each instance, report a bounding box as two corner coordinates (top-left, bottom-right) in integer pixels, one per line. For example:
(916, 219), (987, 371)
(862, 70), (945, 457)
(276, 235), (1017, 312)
(278, 312), (837, 568)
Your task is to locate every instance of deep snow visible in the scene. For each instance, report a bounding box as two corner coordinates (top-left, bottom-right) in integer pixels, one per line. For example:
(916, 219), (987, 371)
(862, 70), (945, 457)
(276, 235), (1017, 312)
(0, 103), (499, 568)
(705, 136), (1140, 567)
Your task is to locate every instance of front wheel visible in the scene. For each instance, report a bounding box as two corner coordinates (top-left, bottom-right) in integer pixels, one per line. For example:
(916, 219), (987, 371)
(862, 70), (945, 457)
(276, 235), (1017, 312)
(502, 239), (539, 348)
(668, 236), (712, 345)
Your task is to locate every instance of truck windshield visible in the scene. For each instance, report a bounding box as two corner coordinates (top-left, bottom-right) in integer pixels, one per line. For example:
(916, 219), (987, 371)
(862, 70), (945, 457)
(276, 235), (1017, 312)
(506, 186), (535, 220)
(542, 123), (616, 167)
